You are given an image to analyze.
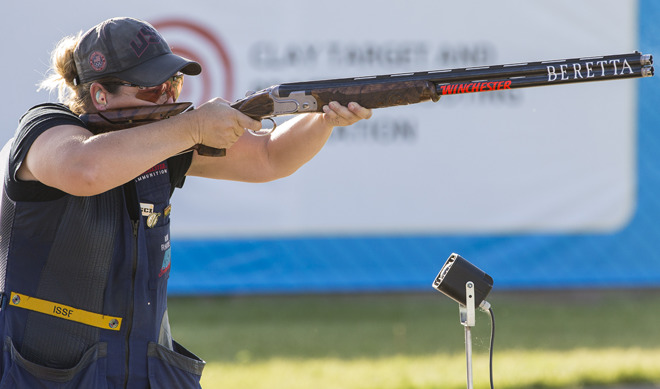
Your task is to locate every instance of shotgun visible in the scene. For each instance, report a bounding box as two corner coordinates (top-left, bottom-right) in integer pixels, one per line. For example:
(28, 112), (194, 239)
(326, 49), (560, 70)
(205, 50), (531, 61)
(81, 51), (653, 157)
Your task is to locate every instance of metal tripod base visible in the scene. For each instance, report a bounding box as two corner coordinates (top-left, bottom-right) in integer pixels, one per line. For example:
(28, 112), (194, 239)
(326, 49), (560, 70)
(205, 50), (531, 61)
(459, 281), (476, 389)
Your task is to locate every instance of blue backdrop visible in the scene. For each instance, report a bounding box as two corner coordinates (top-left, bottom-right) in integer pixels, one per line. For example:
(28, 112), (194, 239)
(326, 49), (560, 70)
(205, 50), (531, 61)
(169, 1), (660, 295)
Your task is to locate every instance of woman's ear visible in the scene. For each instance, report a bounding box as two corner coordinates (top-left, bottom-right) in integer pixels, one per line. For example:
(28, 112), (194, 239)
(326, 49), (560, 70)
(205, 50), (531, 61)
(90, 83), (108, 111)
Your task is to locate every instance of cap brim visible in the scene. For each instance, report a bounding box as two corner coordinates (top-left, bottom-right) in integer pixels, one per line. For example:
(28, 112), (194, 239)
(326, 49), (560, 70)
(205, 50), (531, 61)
(113, 53), (202, 86)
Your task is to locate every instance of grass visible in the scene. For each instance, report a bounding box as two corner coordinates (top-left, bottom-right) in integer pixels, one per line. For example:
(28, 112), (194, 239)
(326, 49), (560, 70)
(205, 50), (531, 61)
(167, 289), (660, 389)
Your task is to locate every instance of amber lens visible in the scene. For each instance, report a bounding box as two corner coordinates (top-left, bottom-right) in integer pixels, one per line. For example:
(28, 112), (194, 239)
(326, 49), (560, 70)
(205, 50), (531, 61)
(134, 75), (184, 103)
(168, 74), (184, 101)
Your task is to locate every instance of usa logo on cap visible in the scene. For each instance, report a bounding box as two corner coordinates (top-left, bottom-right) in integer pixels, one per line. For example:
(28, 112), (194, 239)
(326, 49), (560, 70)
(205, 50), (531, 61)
(89, 51), (107, 72)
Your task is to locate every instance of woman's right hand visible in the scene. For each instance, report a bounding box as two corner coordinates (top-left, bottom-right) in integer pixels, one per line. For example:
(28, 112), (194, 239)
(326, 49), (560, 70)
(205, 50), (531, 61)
(189, 98), (262, 151)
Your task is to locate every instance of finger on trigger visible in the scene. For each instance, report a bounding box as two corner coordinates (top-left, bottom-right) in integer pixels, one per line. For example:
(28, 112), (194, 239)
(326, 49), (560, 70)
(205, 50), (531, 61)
(237, 113), (261, 132)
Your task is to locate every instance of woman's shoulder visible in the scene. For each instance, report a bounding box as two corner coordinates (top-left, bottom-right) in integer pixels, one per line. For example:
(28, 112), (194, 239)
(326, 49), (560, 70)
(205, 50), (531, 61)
(19, 103), (79, 123)
(16, 103), (85, 141)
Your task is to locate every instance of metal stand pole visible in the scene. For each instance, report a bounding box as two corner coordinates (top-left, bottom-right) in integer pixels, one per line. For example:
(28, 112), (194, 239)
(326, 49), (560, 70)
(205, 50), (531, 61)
(459, 281), (476, 389)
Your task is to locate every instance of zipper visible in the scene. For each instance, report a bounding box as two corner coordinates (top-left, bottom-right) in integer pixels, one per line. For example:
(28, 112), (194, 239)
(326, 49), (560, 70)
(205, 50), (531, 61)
(124, 219), (139, 389)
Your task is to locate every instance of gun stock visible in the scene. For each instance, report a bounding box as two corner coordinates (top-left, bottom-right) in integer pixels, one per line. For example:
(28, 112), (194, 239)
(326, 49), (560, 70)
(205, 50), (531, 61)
(80, 102), (226, 157)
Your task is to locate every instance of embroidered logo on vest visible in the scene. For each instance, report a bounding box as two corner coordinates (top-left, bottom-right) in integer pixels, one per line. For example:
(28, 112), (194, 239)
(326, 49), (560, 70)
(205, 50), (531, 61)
(160, 234), (171, 277)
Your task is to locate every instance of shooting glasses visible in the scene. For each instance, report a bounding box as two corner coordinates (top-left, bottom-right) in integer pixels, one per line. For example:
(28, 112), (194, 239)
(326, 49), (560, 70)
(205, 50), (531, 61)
(106, 74), (184, 104)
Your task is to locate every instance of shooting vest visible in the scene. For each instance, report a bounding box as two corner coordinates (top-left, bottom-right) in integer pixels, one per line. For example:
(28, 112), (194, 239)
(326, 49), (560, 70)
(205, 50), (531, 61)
(0, 158), (204, 388)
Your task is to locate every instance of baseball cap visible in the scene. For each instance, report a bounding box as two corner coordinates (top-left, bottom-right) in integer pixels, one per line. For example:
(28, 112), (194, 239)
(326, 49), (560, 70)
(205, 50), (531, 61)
(73, 17), (201, 87)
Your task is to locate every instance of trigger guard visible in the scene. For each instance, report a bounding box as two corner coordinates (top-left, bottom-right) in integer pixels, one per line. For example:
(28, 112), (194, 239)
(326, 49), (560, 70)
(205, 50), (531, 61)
(248, 118), (276, 136)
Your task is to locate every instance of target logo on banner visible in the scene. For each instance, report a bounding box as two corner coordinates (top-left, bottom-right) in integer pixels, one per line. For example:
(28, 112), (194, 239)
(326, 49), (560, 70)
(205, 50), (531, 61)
(152, 19), (235, 105)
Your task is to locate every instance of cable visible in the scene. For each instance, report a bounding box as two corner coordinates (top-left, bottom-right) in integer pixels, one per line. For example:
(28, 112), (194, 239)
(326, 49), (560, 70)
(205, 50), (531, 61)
(486, 306), (495, 389)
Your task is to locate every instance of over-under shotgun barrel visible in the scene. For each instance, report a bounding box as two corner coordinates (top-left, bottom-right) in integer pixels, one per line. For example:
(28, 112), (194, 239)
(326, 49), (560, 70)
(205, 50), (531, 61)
(232, 51), (653, 119)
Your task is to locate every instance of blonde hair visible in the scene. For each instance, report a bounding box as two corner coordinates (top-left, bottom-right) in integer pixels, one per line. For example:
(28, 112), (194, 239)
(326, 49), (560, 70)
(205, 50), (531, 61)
(38, 33), (121, 115)
(38, 32), (94, 115)
(39, 32), (137, 115)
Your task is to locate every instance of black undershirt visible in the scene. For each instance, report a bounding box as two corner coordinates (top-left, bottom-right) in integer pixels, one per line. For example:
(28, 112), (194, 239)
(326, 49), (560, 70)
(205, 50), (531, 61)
(6, 103), (193, 203)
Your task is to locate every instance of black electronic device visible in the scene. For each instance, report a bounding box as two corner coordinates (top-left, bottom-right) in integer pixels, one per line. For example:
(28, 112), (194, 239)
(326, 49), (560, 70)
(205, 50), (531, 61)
(432, 253), (493, 308)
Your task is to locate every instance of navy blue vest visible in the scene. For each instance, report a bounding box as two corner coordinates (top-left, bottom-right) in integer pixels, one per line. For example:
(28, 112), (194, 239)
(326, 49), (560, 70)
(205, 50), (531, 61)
(0, 159), (204, 388)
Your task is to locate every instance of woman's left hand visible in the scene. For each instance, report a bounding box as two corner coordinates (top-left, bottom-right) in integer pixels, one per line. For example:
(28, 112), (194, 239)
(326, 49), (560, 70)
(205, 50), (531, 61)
(321, 101), (373, 127)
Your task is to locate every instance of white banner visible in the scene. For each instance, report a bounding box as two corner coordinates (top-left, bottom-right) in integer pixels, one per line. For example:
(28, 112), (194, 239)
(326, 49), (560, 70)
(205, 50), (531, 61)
(0, 0), (638, 237)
